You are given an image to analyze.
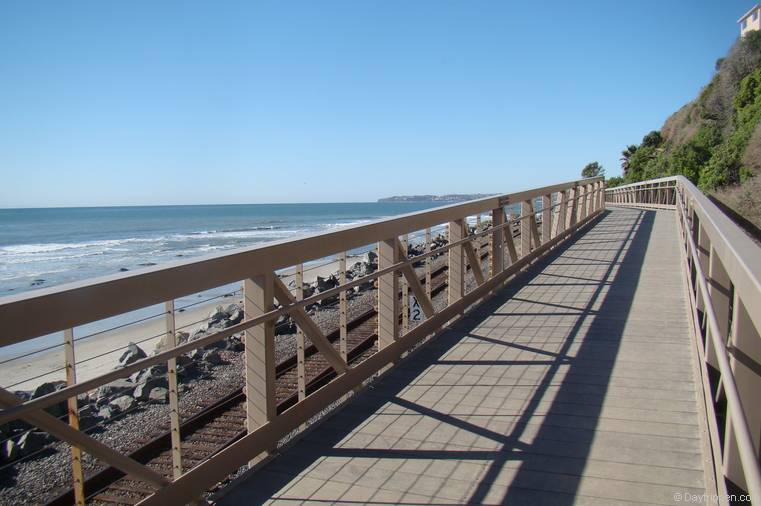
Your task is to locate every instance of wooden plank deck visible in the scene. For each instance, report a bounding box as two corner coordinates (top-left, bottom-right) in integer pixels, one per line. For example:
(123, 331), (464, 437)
(217, 207), (709, 506)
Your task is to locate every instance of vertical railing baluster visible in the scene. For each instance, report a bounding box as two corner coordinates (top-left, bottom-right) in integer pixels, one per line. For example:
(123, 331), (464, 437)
(295, 264), (306, 402)
(339, 254), (347, 361)
(425, 228), (432, 301)
(401, 234), (409, 336)
(490, 206), (504, 279)
(378, 239), (399, 349)
(63, 328), (85, 506)
(244, 273), (276, 465)
(448, 220), (464, 304)
(475, 214), (482, 260)
(541, 194), (551, 244)
(164, 301), (182, 479)
(520, 201), (532, 257)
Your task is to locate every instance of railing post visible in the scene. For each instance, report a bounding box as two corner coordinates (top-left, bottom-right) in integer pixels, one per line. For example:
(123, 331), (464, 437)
(401, 235), (409, 336)
(491, 207), (504, 277)
(425, 228), (432, 300)
(520, 201), (532, 257)
(63, 328), (85, 506)
(475, 214), (482, 260)
(724, 295), (761, 493)
(541, 194), (551, 244)
(164, 301), (182, 479)
(339, 254), (347, 361)
(448, 219), (464, 303)
(554, 190), (568, 238)
(568, 186), (578, 228)
(580, 184), (588, 219)
(244, 273), (276, 465)
(295, 264), (306, 403)
(378, 238), (399, 349)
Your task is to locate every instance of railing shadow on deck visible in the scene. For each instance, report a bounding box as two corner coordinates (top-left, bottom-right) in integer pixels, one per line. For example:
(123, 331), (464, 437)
(218, 208), (657, 505)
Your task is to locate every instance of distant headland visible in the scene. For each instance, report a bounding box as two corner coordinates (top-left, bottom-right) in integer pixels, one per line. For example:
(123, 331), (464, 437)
(378, 193), (495, 203)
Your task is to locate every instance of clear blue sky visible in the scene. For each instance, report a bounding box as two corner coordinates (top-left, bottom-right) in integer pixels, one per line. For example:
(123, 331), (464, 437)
(0, 1), (753, 207)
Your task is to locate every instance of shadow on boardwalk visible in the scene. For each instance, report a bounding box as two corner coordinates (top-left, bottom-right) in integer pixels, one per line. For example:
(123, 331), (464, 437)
(219, 208), (672, 505)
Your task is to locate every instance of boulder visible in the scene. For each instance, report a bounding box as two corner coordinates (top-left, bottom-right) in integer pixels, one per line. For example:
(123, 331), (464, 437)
(118, 343), (146, 367)
(129, 365), (167, 385)
(109, 395), (137, 413)
(2, 439), (19, 461)
(177, 362), (205, 381)
(227, 309), (243, 326)
(154, 332), (189, 353)
(202, 350), (223, 366)
(148, 387), (169, 403)
(95, 379), (134, 405)
(17, 431), (52, 456)
(315, 276), (338, 292)
(208, 305), (228, 326)
(133, 377), (168, 401)
(97, 405), (116, 420)
(226, 337), (245, 352)
(362, 251), (378, 265)
(31, 381), (67, 418)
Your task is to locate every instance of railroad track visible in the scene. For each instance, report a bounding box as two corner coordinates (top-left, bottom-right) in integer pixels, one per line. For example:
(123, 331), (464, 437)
(46, 246), (490, 506)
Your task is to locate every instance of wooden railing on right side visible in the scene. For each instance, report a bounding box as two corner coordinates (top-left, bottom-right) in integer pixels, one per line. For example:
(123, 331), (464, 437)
(607, 176), (761, 504)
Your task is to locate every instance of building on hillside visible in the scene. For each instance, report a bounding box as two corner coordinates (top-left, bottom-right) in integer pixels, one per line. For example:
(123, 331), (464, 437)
(739, 4), (761, 36)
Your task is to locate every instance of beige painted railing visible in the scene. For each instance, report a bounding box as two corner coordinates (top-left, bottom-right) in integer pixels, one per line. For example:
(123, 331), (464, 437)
(0, 177), (604, 505)
(607, 176), (761, 503)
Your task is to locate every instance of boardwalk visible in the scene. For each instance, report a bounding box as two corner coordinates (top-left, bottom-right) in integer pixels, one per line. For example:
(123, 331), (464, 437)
(218, 207), (709, 505)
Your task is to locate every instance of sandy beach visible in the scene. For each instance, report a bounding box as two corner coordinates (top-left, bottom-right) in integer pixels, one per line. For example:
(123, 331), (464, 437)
(0, 254), (367, 393)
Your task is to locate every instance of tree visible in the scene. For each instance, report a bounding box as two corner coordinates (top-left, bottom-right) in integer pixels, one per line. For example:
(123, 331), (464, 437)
(620, 145), (638, 175)
(642, 130), (663, 148)
(581, 161), (605, 178)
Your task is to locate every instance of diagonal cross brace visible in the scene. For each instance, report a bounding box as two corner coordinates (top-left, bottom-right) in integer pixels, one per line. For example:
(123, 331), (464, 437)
(0, 388), (168, 489)
(272, 275), (348, 374)
(395, 239), (436, 318)
(462, 240), (486, 286)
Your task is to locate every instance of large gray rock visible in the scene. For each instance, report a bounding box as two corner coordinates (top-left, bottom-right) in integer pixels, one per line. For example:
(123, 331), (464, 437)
(148, 387), (169, 403)
(2, 439), (19, 461)
(97, 405), (116, 420)
(17, 431), (52, 456)
(95, 379), (134, 405)
(202, 350), (223, 366)
(133, 377), (168, 401)
(31, 381), (67, 418)
(129, 365), (167, 385)
(118, 343), (146, 367)
(109, 395), (137, 413)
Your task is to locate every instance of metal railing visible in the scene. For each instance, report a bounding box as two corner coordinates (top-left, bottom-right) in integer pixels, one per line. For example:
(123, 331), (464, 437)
(0, 177), (605, 505)
(607, 176), (761, 503)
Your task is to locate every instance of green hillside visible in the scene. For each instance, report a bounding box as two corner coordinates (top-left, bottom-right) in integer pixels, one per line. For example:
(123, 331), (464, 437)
(611, 32), (761, 229)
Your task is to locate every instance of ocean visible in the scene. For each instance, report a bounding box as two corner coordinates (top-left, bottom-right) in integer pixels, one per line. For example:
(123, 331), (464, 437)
(0, 202), (449, 298)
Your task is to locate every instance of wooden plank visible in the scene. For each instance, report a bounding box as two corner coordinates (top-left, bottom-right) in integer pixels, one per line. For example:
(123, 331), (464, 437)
(541, 194), (552, 244)
(244, 273), (276, 465)
(448, 220), (465, 304)
(378, 238), (399, 349)
(490, 208), (504, 277)
(425, 228), (432, 300)
(520, 201), (532, 257)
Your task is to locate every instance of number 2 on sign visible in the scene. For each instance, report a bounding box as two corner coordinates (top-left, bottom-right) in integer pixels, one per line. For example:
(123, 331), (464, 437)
(409, 295), (424, 322)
